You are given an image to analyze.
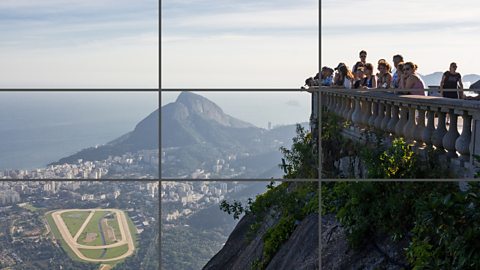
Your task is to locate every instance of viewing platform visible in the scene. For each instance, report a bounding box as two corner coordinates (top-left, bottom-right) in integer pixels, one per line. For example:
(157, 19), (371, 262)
(318, 88), (480, 178)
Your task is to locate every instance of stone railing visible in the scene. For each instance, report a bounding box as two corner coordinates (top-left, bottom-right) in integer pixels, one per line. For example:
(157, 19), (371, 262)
(320, 89), (480, 177)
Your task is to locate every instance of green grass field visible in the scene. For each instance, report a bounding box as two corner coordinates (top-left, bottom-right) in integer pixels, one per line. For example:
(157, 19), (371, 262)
(45, 212), (84, 263)
(109, 214), (122, 242)
(78, 244), (129, 260)
(60, 211), (91, 237)
(78, 210), (109, 246)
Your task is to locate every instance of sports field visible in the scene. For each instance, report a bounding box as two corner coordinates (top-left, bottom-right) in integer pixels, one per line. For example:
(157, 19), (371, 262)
(46, 209), (136, 264)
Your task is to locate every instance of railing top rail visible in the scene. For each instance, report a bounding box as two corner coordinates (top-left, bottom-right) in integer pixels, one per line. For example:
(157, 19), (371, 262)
(320, 88), (480, 115)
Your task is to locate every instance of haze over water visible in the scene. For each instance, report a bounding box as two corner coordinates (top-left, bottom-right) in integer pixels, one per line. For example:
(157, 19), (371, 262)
(0, 92), (158, 170)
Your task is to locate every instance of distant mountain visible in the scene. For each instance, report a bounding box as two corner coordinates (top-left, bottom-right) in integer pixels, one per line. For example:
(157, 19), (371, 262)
(161, 92), (308, 178)
(162, 92), (259, 149)
(420, 72), (480, 87)
(51, 109), (158, 165)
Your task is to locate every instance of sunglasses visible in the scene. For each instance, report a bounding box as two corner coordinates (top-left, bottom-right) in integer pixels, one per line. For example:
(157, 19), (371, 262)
(360, 55), (366, 57)
(404, 68), (411, 71)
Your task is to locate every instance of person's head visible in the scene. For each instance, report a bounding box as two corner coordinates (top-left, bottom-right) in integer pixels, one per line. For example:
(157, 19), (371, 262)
(403, 62), (418, 76)
(321, 67), (333, 77)
(364, 63), (374, 75)
(392, 54), (404, 67)
(378, 61), (391, 74)
(397, 62), (405, 75)
(355, 67), (365, 79)
(449, 62), (457, 73)
(359, 50), (367, 62)
(353, 61), (364, 72)
(335, 63), (347, 75)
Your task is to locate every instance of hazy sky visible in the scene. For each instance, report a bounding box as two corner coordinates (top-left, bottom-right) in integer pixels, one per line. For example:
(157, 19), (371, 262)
(161, 0), (319, 88)
(161, 91), (311, 128)
(0, 0), (158, 88)
(322, 0), (480, 76)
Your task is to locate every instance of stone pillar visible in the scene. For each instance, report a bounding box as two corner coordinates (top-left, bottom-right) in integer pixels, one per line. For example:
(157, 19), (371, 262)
(381, 103), (391, 130)
(351, 98), (362, 126)
(442, 109), (460, 157)
(387, 104), (399, 134)
(422, 109), (435, 146)
(395, 105), (408, 137)
(403, 106), (417, 141)
(432, 110), (447, 149)
(455, 111), (472, 161)
(374, 102), (385, 129)
(368, 101), (378, 127)
(414, 108), (426, 145)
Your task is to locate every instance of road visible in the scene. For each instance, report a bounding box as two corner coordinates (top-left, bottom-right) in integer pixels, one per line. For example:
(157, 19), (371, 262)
(50, 208), (135, 263)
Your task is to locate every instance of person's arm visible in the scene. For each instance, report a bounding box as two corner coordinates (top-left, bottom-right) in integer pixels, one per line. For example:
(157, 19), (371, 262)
(439, 74), (447, 95)
(371, 75), (377, 88)
(404, 76), (415, 89)
(458, 74), (464, 98)
(386, 74), (392, 88)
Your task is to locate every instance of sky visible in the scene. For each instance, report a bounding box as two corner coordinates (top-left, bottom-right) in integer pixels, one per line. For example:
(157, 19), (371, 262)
(0, 0), (158, 88)
(161, 91), (311, 128)
(322, 0), (480, 77)
(161, 0), (319, 88)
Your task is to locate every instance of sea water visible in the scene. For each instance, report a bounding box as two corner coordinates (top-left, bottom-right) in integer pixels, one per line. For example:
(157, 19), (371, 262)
(0, 92), (158, 170)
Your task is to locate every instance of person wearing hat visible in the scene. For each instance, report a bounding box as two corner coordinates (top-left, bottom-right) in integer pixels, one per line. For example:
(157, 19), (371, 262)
(333, 62), (354, 89)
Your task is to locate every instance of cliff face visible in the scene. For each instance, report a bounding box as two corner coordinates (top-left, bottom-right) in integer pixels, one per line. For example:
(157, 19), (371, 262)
(203, 212), (319, 270)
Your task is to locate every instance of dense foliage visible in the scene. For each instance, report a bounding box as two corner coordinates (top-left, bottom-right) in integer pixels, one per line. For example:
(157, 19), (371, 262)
(279, 124), (318, 179)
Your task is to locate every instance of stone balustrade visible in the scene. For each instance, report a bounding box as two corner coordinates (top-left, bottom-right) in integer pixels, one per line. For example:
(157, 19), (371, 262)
(320, 89), (480, 176)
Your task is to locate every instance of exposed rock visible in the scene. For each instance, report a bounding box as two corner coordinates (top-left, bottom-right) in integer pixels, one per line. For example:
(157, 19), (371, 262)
(203, 211), (319, 270)
(266, 214), (319, 270)
(321, 214), (409, 270)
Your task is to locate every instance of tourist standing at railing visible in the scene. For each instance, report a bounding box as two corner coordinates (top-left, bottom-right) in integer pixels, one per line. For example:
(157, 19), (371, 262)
(361, 63), (377, 89)
(440, 62), (464, 99)
(320, 66), (334, 86)
(401, 62), (426, 95)
(391, 54), (404, 88)
(333, 63), (354, 89)
(352, 50), (367, 72)
(392, 62), (405, 89)
(377, 60), (392, 89)
(353, 67), (365, 89)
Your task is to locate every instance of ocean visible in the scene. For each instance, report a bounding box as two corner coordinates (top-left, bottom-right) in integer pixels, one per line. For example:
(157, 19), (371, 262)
(0, 92), (158, 170)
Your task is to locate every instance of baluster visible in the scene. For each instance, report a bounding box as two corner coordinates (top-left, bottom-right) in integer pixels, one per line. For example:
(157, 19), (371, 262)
(351, 98), (362, 126)
(403, 106), (417, 141)
(361, 99), (371, 126)
(455, 111), (472, 161)
(432, 110), (448, 149)
(443, 109), (460, 157)
(414, 108), (426, 145)
(422, 109), (435, 146)
(395, 105), (408, 136)
(381, 103), (392, 130)
(347, 97), (354, 122)
(374, 102), (385, 129)
(387, 104), (399, 134)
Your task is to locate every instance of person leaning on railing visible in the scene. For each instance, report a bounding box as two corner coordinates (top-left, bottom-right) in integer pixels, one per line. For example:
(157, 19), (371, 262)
(399, 61), (426, 96)
(360, 63), (376, 89)
(320, 66), (334, 86)
(440, 62), (464, 99)
(332, 63), (354, 89)
(377, 60), (392, 89)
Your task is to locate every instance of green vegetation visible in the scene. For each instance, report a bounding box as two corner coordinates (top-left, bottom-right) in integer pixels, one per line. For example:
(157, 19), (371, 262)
(79, 211), (109, 246)
(19, 202), (42, 212)
(321, 137), (480, 268)
(79, 244), (129, 260)
(279, 124), (318, 179)
(45, 212), (84, 263)
(108, 214), (122, 243)
(221, 181), (319, 270)
(61, 211), (91, 238)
